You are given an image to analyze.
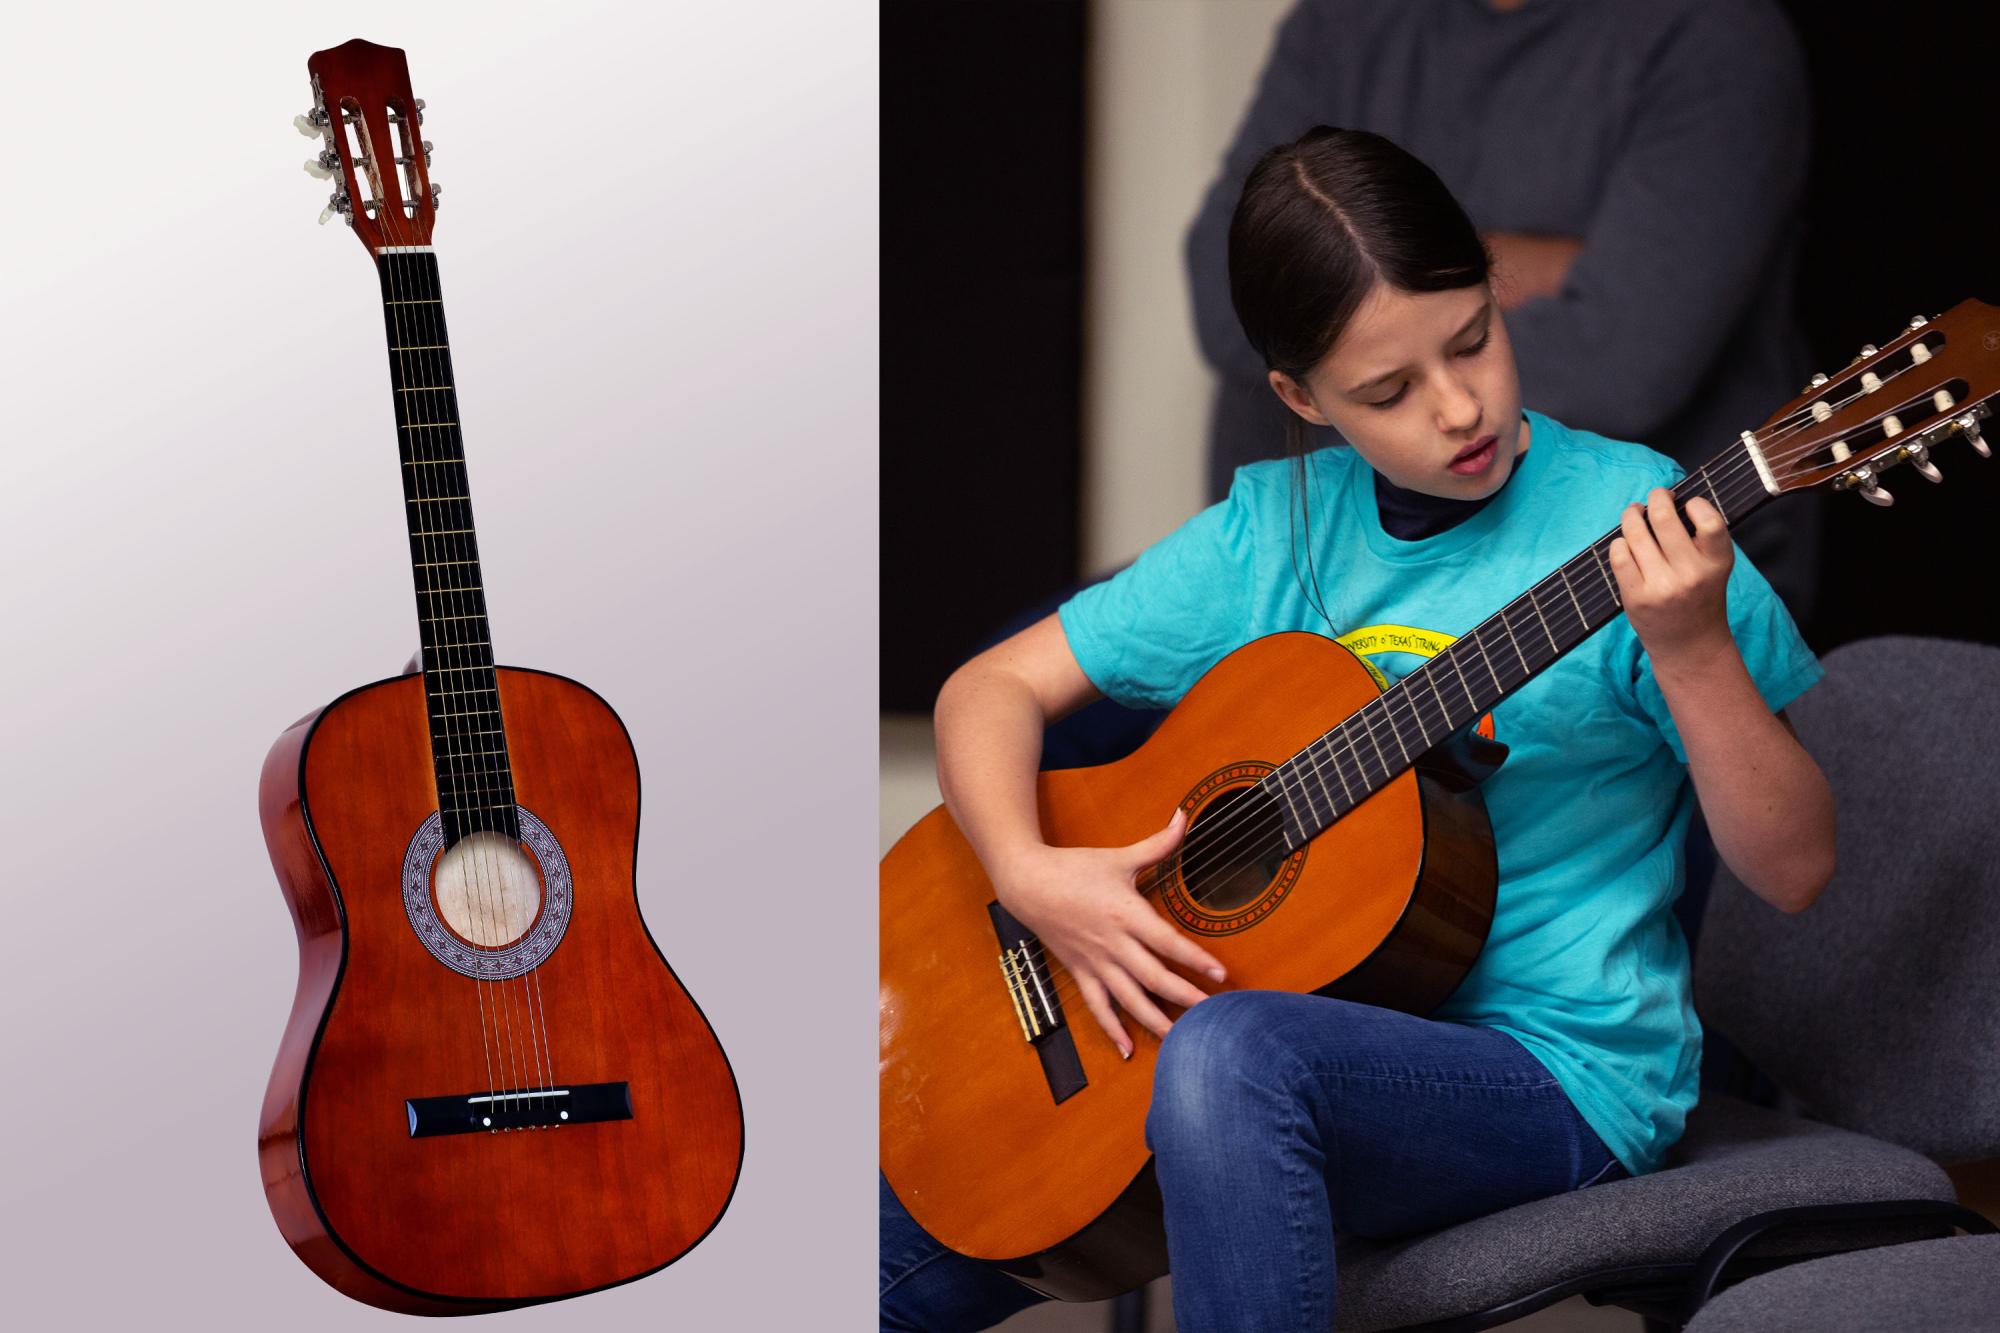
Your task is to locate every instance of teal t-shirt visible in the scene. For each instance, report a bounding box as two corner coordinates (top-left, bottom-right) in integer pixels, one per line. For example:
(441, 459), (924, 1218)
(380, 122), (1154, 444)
(1055, 407), (1822, 1175)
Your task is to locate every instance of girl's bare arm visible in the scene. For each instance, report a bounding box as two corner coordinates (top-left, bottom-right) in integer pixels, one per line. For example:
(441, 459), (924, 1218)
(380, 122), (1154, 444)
(933, 612), (1226, 1056)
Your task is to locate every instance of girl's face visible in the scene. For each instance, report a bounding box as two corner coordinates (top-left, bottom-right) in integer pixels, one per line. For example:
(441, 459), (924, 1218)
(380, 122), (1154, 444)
(1267, 280), (1526, 501)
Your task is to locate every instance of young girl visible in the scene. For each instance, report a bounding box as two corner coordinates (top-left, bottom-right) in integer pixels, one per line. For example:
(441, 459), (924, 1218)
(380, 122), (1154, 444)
(880, 126), (1835, 1333)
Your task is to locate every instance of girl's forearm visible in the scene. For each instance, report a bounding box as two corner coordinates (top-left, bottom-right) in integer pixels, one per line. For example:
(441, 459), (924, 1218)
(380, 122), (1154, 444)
(932, 663), (1052, 885)
(1649, 642), (1835, 912)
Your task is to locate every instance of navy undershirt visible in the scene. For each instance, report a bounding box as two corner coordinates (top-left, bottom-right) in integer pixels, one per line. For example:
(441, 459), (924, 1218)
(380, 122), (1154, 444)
(1372, 438), (1525, 540)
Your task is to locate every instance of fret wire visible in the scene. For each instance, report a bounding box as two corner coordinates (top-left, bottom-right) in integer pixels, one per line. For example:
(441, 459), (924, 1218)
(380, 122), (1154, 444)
(1307, 735), (1353, 812)
(1594, 544), (1622, 605)
(1374, 696), (1413, 764)
(1357, 707), (1391, 774)
(1447, 644), (1479, 713)
(1556, 561), (1588, 627)
(1383, 684), (1425, 756)
(1525, 587), (1560, 654)
(1423, 664), (1458, 736)
(1496, 603), (1528, 676)
(1471, 627), (1504, 696)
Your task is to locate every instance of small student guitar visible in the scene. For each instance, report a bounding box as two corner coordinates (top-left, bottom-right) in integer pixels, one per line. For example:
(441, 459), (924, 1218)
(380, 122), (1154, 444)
(879, 300), (2000, 1300)
(259, 40), (741, 1313)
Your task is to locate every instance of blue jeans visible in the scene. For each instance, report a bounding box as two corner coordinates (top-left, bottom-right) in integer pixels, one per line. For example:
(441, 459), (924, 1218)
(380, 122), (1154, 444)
(880, 991), (1629, 1332)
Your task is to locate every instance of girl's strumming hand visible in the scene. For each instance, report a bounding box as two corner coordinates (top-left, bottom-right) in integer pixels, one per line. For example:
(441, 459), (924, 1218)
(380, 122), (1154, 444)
(992, 807), (1226, 1059)
(1608, 487), (1734, 667)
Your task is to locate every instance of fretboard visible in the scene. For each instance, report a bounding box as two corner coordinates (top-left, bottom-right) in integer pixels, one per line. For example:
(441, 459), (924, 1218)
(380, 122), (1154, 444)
(377, 246), (518, 847)
(1259, 442), (1780, 848)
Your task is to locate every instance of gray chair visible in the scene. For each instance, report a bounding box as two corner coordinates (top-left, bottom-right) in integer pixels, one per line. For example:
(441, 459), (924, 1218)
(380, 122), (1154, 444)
(1318, 635), (2000, 1332)
(1683, 1234), (2000, 1332)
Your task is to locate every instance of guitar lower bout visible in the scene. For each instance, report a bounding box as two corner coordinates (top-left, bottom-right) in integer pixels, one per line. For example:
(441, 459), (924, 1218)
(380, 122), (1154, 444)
(259, 666), (743, 1312)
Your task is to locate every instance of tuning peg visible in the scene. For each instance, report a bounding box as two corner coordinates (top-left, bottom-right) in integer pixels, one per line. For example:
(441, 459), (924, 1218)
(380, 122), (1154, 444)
(1906, 444), (1943, 483)
(293, 110), (326, 138)
(317, 190), (352, 227)
(1858, 479), (1894, 506)
(1910, 314), (1930, 329)
(1860, 343), (1879, 357)
(1965, 417), (1992, 459)
(303, 152), (338, 181)
(1809, 372), (1829, 386)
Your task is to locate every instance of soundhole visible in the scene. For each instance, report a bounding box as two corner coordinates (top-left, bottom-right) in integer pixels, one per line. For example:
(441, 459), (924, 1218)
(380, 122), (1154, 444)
(1182, 785), (1290, 915)
(431, 831), (544, 948)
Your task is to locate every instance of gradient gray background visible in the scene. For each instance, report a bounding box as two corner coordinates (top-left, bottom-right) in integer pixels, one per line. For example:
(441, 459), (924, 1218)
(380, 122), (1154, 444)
(0, 1), (876, 1325)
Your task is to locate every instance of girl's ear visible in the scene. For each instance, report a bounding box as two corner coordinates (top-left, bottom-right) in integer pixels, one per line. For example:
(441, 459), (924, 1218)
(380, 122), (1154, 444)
(1268, 369), (1334, 427)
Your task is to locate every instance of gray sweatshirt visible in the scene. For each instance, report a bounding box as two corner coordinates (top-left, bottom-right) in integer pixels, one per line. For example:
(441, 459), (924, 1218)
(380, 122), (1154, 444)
(1187, 0), (1822, 620)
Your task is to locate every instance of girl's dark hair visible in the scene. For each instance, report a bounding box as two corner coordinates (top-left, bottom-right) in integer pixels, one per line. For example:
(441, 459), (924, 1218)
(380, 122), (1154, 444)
(1226, 126), (1492, 630)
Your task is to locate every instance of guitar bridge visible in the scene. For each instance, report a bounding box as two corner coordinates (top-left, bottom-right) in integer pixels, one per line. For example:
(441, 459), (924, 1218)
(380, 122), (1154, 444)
(988, 903), (1087, 1103)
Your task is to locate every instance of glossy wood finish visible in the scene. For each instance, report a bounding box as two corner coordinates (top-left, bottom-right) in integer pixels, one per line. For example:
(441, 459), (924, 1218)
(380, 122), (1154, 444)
(307, 39), (436, 255)
(880, 632), (1495, 1297)
(260, 668), (741, 1312)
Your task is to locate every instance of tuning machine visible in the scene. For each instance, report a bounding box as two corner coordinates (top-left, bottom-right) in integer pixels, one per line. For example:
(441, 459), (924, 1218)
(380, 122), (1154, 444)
(1966, 417), (1992, 459)
(303, 147), (342, 181)
(318, 189), (354, 227)
(1832, 461), (1893, 506)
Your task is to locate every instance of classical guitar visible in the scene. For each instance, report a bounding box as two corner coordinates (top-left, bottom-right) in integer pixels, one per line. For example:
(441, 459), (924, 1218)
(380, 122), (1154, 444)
(880, 301), (1999, 1300)
(259, 40), (741, 1313)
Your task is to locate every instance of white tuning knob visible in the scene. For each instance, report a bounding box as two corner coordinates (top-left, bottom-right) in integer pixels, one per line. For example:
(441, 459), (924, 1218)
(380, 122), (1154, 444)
(1908, 446), (1943, 483)
(294, 112), (323, 138)
(317, 203), (337, 225)
(303, 158), (337, 181)
(1859, 480), (1894, 506)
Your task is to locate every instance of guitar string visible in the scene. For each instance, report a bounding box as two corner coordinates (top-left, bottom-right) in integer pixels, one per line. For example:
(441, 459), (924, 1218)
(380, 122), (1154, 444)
(382, 138), (546, 1125)
(394, 176), (560, 1112)
(388, 224), (529, 1123)
(397, 231), (547, 1122)
(376, 194), (506, 1118)
(1004, 371), (1966, 1010)
(407, 235), (559, 1118)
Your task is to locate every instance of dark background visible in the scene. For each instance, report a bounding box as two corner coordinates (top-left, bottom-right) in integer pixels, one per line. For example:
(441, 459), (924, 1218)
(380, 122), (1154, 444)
(881, 0), (2000, 714)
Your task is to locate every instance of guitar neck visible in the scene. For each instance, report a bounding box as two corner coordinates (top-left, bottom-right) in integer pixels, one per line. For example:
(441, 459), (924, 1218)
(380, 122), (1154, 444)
(1264, 438), (1782, 847)
(377, 246), (518, 846)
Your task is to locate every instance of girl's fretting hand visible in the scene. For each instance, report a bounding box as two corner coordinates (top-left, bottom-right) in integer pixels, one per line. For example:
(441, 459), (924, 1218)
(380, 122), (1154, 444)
(992, 807), (1227, 1059)
(1608, 487), (1734, 665)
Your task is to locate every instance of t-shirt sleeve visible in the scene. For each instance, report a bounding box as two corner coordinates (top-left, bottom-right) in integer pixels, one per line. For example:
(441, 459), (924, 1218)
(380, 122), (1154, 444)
(1629, 533), (1824, 765)
(1055, 470), (1260, 711)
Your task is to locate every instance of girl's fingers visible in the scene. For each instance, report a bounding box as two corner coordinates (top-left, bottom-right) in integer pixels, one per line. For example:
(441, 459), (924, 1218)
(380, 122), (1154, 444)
(1132, 909), (1226, 982)
(1619, 501), (1666, 585)
(1606, 536), (1640, 603)
(1686, 496), (1734, 561)
(1124, 806), (1189, 870)
(1102, 963), (1176, 1041)
(1073, 970), (1131, 1058)
(1119, 941), (1211, 1011)
(1646, 487), (1700, 566)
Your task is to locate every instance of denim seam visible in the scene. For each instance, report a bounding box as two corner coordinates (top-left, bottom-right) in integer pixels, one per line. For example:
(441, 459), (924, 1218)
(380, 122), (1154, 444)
(879, 1244), (956, 1302)
(1277, 1042), (1332, 1332)
(1304, 1070), (1563, 1091)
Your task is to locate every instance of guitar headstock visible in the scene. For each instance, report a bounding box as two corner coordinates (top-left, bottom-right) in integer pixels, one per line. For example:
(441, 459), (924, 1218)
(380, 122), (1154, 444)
(296, 39), (436, 254)
(1748, 297), (1998, 507)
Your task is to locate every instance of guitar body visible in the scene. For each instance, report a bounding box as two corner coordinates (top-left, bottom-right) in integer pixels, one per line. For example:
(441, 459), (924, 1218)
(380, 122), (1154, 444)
(260, 667), (742, 1313)
(879, 632), (1496, 1300)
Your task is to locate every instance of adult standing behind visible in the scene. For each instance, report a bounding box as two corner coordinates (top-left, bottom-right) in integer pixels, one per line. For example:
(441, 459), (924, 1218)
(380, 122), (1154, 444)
(1187, 0), (1823, 622)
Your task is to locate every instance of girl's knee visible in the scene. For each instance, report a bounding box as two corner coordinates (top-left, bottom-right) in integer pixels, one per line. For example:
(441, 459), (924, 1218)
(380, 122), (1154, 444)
(1147, 991), (1298, 1151)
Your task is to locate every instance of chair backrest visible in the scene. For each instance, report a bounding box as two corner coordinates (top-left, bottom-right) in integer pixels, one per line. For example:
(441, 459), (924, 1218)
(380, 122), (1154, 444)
(1694, 635), (2000, 1162)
